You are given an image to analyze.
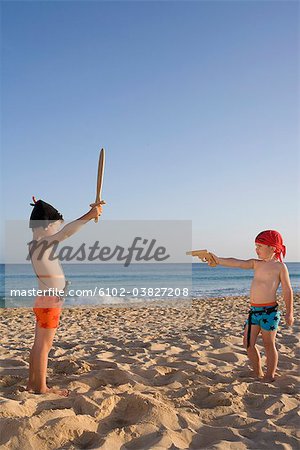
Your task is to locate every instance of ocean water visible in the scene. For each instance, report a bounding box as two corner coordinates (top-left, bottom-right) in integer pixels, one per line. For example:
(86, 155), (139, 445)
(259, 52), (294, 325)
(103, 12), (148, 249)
(0, 263), (299, 307)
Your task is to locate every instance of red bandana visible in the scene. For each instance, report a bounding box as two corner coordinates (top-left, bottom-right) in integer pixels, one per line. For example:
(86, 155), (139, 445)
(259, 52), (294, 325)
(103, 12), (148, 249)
(255, 230), (286, 262)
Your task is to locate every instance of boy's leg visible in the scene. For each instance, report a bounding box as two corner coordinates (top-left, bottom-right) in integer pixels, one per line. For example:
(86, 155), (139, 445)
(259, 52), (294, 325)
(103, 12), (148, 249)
(27, 322), (39, 390)
(261, 329), (278, 381)
(28, 324), (69, 396)
(29, 325), (56, 392)
(243, 324), (264, 378)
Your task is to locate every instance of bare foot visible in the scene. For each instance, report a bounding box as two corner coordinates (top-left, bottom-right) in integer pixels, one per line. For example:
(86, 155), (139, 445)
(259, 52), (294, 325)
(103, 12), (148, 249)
(254, 374), (264, 380)
(262, 376), (275, 383)
(44, 387), (70, 397)
(26, 386), (70, 396)
(255, 371), (264, 379)
(26, 385), (34, 393)
(239, 370), (263, 379)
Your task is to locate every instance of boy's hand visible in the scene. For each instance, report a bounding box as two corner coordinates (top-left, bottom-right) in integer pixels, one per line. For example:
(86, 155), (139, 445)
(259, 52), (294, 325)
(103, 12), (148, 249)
(186, 250), (218, 267)
(208, 252), (219, 266)
(88, 203), (103, 220)
(285, 313), (294, 327)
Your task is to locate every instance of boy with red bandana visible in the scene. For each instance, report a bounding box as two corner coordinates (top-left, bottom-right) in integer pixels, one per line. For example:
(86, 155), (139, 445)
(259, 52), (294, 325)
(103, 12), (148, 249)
(201, 230), (293, 382)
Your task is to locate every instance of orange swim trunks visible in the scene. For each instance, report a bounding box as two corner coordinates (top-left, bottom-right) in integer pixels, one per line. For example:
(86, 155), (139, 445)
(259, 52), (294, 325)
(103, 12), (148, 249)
(33, 296), (63, 329)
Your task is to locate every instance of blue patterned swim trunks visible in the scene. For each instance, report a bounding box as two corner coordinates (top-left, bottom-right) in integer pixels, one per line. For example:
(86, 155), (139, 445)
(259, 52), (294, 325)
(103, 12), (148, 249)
(244, 304), (281, 331)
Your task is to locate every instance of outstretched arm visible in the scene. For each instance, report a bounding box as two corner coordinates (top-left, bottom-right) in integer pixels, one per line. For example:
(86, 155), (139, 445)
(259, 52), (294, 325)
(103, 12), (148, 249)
(210, 254), (255, 269)
(280, 264), (294, 327)
(45, 204), (103, 244)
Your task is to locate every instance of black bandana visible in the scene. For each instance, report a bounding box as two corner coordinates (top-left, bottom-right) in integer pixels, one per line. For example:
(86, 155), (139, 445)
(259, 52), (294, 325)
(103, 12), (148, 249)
(29, 199), (63, 229)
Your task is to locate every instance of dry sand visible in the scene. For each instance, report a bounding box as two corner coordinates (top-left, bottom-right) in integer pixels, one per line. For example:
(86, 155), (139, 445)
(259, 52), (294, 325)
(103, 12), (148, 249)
(0, 295), (299, 450)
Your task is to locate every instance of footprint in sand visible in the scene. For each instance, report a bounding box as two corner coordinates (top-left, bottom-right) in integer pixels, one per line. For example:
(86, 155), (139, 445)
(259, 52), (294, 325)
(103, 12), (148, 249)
(0, 397), (36, 418)
(232, 383), (249, 396)
(80, 368), (132, 389)
(73, 394), (119, 419)
(274, 405), (300, 428)
(211, 413), (259, 428)
(97, 393), (180, 434)
(276, 377), (299, 395)
(0, 375), (23, 388)
(247, 382), (278, 395)
(129, 366), (157, 380)
(0, 416), (24, 446)
(72, 431), (104, 449)
(199, 370), (233, 384)
(264, 399), (288, 416)
(208, 340), (229, 350)
(34, 415), (98, 449)
(152, 367), (186, 387)
(206, 352), (240, 364)
(243, 393), (278, 413)
(191, 387), (233, 409)
(0, 359), (27, 368)
(52, 360), (91, 375)
(191, 424), (243, 449)
(123, 430), (166, 450)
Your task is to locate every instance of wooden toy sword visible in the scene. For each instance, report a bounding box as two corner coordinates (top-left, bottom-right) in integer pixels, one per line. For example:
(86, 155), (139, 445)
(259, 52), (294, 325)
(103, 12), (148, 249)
(91, 148), (106, 223)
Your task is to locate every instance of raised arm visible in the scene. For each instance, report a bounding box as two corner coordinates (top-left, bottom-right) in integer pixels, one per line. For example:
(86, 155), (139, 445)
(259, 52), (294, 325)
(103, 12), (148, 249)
(45, 204), (103, 244)
(210, 253), (255, 270)
(280, 263), (294, 327)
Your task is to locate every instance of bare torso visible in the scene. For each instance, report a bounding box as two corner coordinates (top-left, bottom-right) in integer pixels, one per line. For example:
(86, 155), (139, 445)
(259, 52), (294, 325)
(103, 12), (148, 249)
(250, 260), (282, 304)
(29, 241), (66, 291)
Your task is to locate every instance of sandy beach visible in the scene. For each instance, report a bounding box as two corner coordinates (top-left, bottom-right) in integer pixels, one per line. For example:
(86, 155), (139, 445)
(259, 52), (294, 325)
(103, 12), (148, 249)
(0, 295), (299, 450)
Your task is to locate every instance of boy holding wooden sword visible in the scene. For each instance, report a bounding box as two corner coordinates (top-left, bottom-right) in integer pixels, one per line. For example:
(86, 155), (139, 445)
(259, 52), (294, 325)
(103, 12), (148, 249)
(26, 149), (105, 396)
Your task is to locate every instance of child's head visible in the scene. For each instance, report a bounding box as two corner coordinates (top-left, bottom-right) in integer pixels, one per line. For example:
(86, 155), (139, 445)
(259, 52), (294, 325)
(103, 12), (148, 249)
(29, 197), (64, 235)
(255, 230), (286, 262)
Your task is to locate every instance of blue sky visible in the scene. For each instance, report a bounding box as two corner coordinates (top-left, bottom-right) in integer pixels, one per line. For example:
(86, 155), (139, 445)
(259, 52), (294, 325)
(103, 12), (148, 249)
(1, 1), (299, 261)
